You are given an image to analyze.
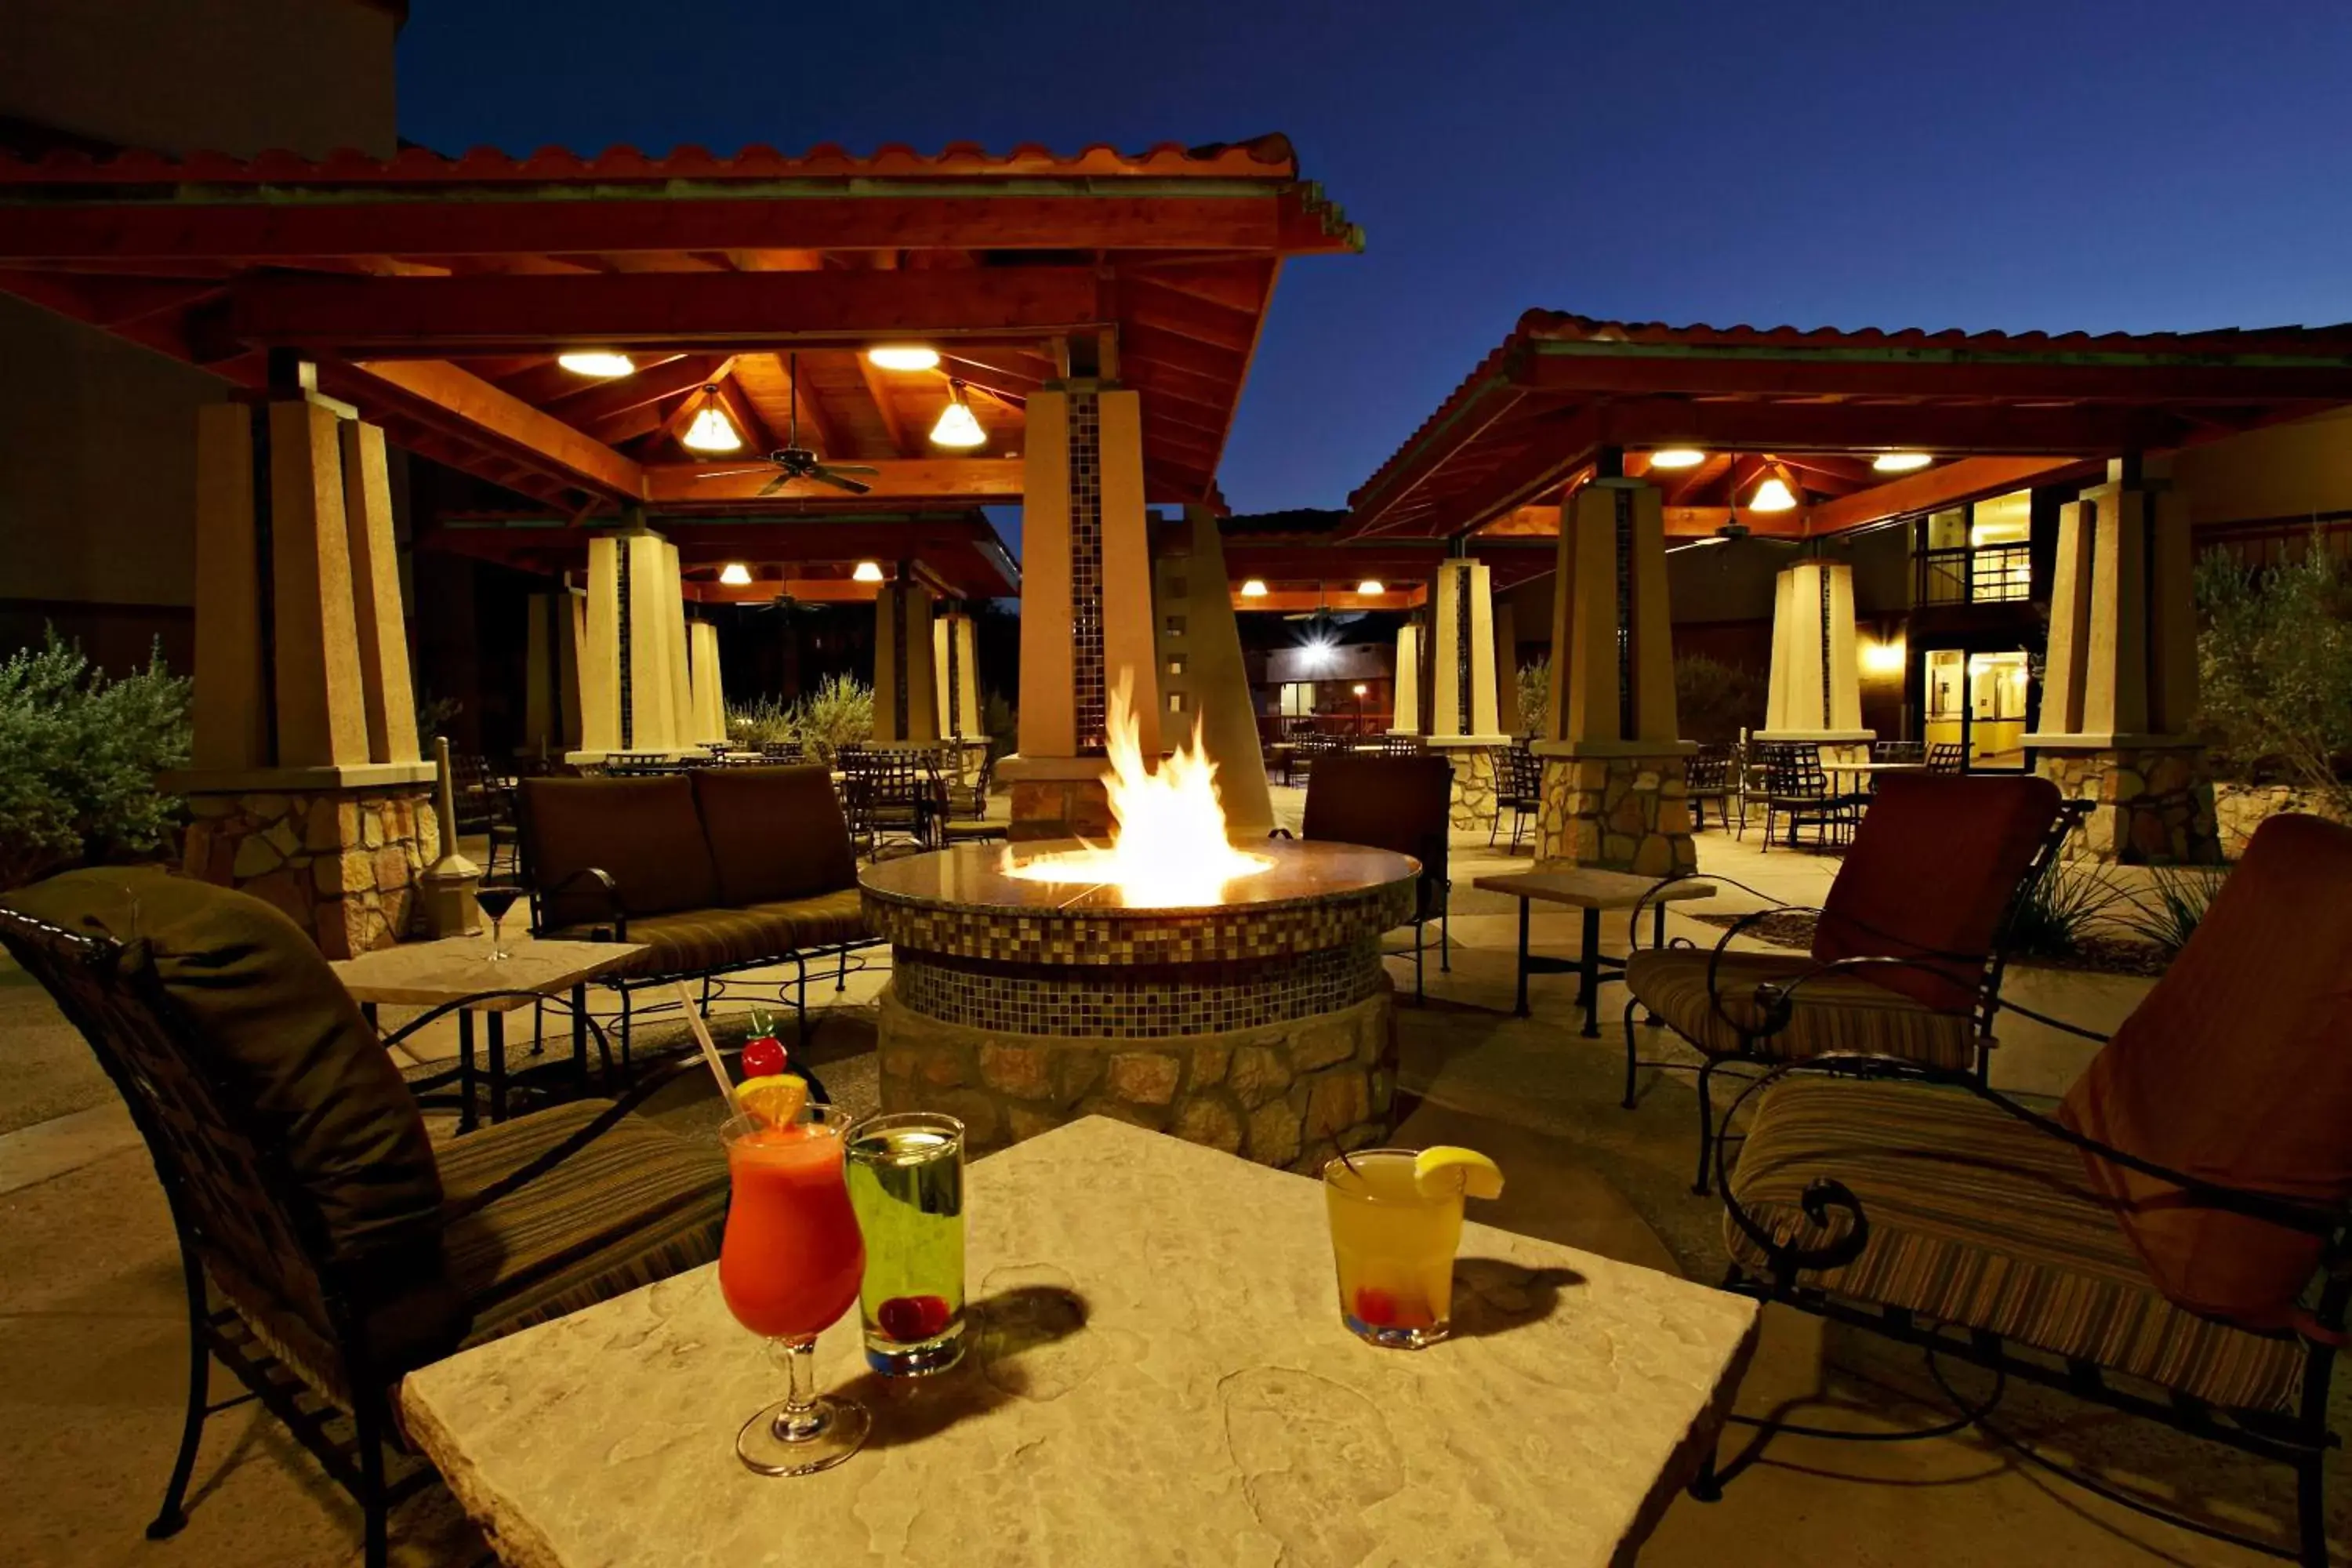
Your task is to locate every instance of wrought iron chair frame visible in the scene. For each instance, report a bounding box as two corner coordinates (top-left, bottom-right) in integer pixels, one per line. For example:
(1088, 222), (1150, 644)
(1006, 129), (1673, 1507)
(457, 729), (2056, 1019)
(1706, 1048), (2347, 1567)
(0, 906), (704, 1568)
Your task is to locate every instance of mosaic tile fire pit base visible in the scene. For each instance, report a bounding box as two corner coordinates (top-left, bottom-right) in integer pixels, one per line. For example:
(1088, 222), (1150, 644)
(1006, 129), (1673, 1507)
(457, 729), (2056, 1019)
(861, 840), (1419, 1171)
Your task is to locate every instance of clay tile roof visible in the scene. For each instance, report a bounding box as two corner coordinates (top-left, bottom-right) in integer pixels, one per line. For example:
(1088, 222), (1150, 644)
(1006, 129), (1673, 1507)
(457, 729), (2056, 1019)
(1505, 308), (2352, 359)
(0, 132), (1306, 186)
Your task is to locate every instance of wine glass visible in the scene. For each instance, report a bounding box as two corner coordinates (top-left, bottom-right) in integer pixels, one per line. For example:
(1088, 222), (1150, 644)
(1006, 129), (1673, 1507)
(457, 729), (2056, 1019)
(718, 1104), (870, 1475)
(475, 884), (523, 962)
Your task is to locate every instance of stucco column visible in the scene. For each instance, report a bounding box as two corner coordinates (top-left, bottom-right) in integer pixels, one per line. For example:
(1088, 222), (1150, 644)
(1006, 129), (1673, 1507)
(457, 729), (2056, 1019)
(1422, 556), (1510, 829)
(1756, 558), (1873, 765)
(1002, 379), (1161, 840)
(687, 620), (728, 745)
(523, 590), (583, 760)
(1493, 599), (1523, 737)
(2027, 459), (2218, 863)
(934, 610), (982, 740)
(1389, 621), (1423, 735)
(575, 526), (687, 759)
(1533, 475), (1696, 877)
(873, 578), (942, 746)
(170, 397), (439, 956)
(1151, 506), (1274, 834)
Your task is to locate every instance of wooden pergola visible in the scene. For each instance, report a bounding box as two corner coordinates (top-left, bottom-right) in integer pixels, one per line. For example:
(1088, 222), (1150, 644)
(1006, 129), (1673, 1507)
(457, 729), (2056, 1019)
(1345, 310), (2352, 544)
(0, 134), (1358, 587)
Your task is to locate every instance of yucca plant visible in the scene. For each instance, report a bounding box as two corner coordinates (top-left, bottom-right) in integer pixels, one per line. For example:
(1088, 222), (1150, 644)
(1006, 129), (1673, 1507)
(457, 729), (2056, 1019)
(2115, 865), (2227, 959)
(2002, 862), (2126, 962)
(1515, 656), (1550, 739)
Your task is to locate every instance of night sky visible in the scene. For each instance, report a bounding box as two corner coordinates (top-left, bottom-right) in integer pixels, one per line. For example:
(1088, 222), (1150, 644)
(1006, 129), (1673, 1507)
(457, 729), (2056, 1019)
(397, 1), (2352, 521)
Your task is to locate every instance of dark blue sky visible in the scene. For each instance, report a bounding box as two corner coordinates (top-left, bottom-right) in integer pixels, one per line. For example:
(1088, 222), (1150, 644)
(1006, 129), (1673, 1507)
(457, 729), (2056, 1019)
(397, 1), (2352, 517)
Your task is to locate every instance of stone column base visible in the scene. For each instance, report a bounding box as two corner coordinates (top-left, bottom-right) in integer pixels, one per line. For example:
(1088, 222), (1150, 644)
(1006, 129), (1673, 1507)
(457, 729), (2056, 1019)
(877, 982), (1396, 1174)
(1427, 738), (1508, 832)
(1531, 745), (1698, 877)
(2031, 739), (2221, 865)
(176, 774), (441, 956)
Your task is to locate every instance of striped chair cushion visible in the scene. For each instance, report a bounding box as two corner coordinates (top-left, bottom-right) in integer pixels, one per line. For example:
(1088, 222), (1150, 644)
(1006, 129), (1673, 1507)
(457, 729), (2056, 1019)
(1729, 1077), (2308, 1412)
(1624, 948), (1978, 1071)
(434, 1100), (728, 1347)
(548, 887), (869, 978)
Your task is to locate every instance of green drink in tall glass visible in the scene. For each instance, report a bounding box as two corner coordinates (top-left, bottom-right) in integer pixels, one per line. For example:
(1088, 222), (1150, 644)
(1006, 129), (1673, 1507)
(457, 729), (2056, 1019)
(844, 1112), (967, 1376)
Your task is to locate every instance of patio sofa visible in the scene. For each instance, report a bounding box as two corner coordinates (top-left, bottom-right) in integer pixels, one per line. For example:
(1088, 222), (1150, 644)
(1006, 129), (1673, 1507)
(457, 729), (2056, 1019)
(515, 764), (877, 1057)
(1711, 812), (2352, 1566)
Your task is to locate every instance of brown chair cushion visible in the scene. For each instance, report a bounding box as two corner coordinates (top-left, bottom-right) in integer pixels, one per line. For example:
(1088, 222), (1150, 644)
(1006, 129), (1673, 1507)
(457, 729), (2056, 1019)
(691, 765), (858, 906)
(2061, 814), (2352, 1330)
(0, 869), (447, 1268)
(520, 775), (719, 925)
(1302, 755), (1451, 923)
(546, 887), (868, 978)
(1813, 773), (2060, 1012)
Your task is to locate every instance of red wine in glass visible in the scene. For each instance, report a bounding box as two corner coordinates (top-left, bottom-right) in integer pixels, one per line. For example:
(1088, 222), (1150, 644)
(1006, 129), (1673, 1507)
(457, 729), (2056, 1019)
(476, 885), (522, 960)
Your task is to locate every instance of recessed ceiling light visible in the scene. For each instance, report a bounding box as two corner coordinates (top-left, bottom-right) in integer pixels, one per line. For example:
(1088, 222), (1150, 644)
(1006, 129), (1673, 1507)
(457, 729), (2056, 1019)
(852, 561), (886, 583)
(1356, 579), (1385, 596)
(719, 562), (752, 586)
(1749, 477), (1798, 513)
(868, 346), (941, 372)
(557, 350), (635, 378)
(1873, 452), (1933, 473)
(1240, 579), (1269, 598)
(1649, 448), (1707, 470)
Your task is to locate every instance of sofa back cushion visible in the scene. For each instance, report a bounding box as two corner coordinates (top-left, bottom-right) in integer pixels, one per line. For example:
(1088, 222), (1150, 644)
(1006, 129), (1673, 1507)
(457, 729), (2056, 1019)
(691, 765), (858, 906)
(1303, 755), (1450, 921)
(520, 775), (720, 926)
(1813, 771), (2061, 1012)
(2062, 813), (2352, 1329)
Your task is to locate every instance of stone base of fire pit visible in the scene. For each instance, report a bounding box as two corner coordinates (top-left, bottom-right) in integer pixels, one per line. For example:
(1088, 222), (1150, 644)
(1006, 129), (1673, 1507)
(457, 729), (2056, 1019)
(861, 839), (1419, 1172)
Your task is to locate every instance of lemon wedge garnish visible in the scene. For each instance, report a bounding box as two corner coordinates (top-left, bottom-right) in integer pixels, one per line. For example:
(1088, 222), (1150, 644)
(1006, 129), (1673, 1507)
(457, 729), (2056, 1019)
(736, 1073), (809, 1131)
(1414, 1145), (1504, 1200)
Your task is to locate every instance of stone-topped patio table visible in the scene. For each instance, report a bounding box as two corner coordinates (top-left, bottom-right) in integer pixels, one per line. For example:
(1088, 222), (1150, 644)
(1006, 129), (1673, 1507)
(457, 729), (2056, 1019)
(1472, 869), (1718, 1035)
(401, 1117), (1758, 1567)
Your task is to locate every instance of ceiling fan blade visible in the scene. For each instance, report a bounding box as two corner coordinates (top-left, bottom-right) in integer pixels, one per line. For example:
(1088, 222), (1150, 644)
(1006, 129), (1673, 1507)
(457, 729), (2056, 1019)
(826, 464), (881, 476)
(807, 466), (873, 495)
(759, 474), (791, 495)
(695, 466), (771, 480)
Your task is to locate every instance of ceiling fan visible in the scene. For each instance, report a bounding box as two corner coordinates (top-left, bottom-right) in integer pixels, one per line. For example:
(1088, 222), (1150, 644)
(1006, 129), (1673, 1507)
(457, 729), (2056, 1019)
(693, 352), (879, 495)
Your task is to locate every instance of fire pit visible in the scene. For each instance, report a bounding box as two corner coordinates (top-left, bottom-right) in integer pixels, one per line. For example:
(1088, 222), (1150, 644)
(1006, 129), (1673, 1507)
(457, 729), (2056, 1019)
(862, 837), (1417, 1171)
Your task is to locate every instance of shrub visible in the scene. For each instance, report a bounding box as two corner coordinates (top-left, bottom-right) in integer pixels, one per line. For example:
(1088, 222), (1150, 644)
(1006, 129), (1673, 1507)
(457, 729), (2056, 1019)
(2194, 539), (2352, 822)
(0, 632), (192, 889)
(1675, 654), (1766, 746)
(2002, 862), (2125, 961)
(1515, 655), (1550, 739)
(790, 673), (873, 764)
(2115, 865), (2226, 958)
(727, 695), (797, 749)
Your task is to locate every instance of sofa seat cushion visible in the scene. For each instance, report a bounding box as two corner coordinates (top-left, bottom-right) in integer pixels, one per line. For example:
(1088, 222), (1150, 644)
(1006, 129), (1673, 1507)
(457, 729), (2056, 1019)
(691, 766), (858, 906)
(546, 887), (869, 977)
(435, 1100), (727, 1348)
(1624, 947), (1977, 1070)
(1729, 1076), (2307, 1413)
(519, 775), (720, 925)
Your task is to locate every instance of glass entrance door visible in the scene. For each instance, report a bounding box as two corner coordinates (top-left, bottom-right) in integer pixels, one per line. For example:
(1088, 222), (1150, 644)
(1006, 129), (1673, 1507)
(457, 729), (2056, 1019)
(1920, 648), (2031, 771)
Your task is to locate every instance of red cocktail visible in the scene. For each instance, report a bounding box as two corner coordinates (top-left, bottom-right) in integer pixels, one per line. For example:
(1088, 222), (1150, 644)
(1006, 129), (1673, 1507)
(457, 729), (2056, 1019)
(720, 1105), (871, 1475)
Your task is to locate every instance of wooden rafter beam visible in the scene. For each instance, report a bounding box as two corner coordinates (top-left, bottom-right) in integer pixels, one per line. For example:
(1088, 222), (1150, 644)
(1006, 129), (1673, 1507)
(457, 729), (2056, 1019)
(332, 358), (646, 500)
(216, 267), (1110, 356)
(1806, 456), (2083, 533)
(856, 354), (913, 456)
(560, 353), (735, 437)
(644, 459), (1023, 504)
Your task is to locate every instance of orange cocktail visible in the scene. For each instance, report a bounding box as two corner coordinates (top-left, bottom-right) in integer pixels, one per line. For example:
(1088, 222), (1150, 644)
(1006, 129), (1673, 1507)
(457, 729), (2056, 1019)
(720, 1105), (871, 1475)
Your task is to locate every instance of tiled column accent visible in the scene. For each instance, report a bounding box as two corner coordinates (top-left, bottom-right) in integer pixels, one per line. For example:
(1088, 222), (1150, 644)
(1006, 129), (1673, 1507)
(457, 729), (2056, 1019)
(1534, 474), (1695, 873)
(1004, 381), (1160, 839)
(173, 398), (437, 954)
(2038, 742), (2221, 865)
(873, 579), (941, 746)
(1534, 753), (1698, 877)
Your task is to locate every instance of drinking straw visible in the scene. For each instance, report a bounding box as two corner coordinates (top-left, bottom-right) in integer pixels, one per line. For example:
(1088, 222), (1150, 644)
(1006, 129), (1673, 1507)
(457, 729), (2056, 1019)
(674, 981), (739, 1114)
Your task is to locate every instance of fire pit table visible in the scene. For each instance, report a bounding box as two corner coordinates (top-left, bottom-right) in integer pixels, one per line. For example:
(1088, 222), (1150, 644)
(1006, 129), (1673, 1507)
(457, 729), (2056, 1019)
(861, 838), (1418, 1171)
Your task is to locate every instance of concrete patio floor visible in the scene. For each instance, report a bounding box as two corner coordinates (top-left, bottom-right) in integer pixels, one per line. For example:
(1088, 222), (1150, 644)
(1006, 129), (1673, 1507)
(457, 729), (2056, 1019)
(0, 797), (2332, 1566)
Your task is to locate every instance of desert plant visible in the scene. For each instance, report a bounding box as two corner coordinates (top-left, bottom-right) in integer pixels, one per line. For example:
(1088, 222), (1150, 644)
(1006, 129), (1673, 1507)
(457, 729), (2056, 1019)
(2194, 539), (2352, 821)
(2000, 862), (2126, 962)
(2115, 864), (2227, 958)
(0, 632), (192, 889)
(1674, 654), (1767, 746)
(982, 688), (1018, 762)
(1515, 655), (1550, 739)
(727, 695), (798, 749)
(791, 673), (873, 764)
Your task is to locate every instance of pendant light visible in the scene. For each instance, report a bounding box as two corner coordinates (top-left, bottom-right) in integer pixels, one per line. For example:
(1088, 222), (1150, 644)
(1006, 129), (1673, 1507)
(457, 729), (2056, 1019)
(928, 380), (986, 448)
(681, 387), (742, 454)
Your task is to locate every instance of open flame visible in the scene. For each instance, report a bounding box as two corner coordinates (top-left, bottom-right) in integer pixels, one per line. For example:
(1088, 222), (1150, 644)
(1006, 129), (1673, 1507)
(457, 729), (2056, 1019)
(1002, 671), (1272, 906)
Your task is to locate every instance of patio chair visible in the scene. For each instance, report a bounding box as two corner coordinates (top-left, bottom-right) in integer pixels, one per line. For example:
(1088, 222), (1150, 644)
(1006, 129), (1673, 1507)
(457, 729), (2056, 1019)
(1711, 812), (2352, 1566)
(758, 739), (804, 763)
(837, 746), (935, 856)
(1686, 744), (1735, 833)
(1872, 740), (1924, 764)
(448, 753), (521, 878)
(1277, 753), (1451, 1000)
(1755, 743), (1861, 851)
(0, 869), (728, 1568)
(1925, 741), (1966, 774)
(1621, 771), (2071, 1192)
(1489, 745), (1543, 851)
(1375, 733), (1424, 758)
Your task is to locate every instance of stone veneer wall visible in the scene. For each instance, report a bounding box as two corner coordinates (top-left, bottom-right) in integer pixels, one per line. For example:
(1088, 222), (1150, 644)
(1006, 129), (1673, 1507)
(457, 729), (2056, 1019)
(1436, 747), (1499, 833)
(878, 983), (1394, 1174)
(1534, 753), (1698, 877)
(2036, 747), (2221, 866)
(1008, 779), (1112, 844)
(2213, 782), (2351, 858)
(181, 787), (440, 956)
